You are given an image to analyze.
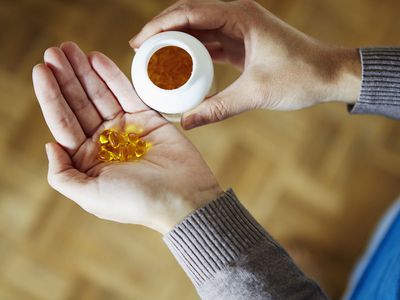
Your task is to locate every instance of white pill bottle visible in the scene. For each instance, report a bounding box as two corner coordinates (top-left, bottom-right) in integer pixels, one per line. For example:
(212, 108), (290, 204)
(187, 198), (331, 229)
(131, 31), (214, 121)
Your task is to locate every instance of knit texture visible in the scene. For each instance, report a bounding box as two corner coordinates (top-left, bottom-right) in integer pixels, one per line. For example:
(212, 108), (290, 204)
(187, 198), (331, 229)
(350, 48), (400, 119)
(163, 189), (268, 287)
(164, 189), (328, 300)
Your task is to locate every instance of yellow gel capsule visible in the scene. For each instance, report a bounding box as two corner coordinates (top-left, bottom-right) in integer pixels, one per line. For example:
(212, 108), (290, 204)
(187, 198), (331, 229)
(99, 133), (109, 144)
(123, 138), (130, 146)
(136, 139), (146, 148)
(147, 46), (193, 90)
(119, 132), (129, 146)
(98, 150), (112, 161)
(111, 148), (121, 160)
(97, 128), (149, 162)
(102, 144), (113, 152)
(102, 144), (119, 159)
(135, 147), (145, 158)
(126, 144), (136, 158)
(128, 132), (139, 143)
(118, 146), (128, 162)
(108, 131), (121, 148)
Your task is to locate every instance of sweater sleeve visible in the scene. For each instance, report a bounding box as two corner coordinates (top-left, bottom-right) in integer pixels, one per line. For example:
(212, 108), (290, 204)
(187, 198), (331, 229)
(163, 189), (328, 300)
(349, 48), (400, 119)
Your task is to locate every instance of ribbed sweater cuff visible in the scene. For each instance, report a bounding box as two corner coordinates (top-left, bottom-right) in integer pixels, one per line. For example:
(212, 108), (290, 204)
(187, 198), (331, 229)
(349, 47), (400, 119)
(163, 189), (268, 288)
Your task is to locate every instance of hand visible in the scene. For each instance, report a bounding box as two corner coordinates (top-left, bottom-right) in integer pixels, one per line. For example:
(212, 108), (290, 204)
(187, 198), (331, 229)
(130, 0), (361, 129)
(32, 42), (222, 234)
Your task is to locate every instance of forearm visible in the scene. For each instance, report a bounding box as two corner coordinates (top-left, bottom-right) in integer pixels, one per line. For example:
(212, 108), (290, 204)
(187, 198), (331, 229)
(164, 189), (328, 300)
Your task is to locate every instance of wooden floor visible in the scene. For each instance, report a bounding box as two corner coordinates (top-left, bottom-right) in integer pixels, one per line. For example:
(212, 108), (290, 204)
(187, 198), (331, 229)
(1, 0), (400, 299)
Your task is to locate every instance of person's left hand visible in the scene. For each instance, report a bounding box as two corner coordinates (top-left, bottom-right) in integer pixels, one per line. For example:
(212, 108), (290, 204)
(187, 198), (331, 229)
(33, 42), (222, 234)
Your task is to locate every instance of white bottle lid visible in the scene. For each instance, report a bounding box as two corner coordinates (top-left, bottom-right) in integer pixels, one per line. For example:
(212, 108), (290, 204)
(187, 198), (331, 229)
(131, 31), (214, 114)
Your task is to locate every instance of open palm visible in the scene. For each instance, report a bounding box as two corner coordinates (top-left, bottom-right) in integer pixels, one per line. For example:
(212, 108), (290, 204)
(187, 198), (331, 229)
(33, 42), (221, 234)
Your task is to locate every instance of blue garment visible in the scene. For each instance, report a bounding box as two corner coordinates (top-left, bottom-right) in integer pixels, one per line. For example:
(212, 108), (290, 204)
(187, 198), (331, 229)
(344, 200), (400, 300)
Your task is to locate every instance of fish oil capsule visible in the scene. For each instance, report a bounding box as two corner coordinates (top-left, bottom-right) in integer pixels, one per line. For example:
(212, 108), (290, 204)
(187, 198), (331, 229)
(135, 147), (145, 158)
(99, 132), (109, 144)
(101, 144), (119, 159)
(98, 149), (112, 161)
(119, 132), (129, 146)
(108, 131), (122, 148)
(126, 144), (137, 158)
(120, 134), (129, 146)
(118, 146), (128, 162)
(128, 132), (139, 143)
(147, 46), (193, 90)
(102, 143), (114, 152)
(136, 139), (146, 148)
(97, 128), (149, 162)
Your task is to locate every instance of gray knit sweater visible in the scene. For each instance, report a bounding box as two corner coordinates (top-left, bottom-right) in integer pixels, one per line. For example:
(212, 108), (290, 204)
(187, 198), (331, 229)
(163, 48), (400, 299)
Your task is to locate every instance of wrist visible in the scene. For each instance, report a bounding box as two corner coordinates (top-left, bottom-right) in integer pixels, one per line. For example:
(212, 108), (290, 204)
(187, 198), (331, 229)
(319, 47), (362, 104)
(157, 183), (223, 235)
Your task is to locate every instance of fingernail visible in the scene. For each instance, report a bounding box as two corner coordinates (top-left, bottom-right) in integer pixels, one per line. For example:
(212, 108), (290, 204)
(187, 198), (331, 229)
(183, 114), (203, 130)
(128, 37), (137, 48)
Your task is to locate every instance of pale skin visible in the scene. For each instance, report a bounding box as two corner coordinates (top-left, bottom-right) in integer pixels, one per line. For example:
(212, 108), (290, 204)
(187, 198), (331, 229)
(130, 0), (362, 129)
(33, 42), (222, 234)
(34, 0), (363, 234)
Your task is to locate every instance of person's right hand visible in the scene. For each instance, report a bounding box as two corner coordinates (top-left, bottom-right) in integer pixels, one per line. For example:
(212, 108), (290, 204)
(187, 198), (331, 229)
(130, 0), (361, 129)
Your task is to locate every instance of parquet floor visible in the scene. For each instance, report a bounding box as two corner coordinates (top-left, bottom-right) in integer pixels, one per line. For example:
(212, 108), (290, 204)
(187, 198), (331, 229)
(1, 0), (400, 299)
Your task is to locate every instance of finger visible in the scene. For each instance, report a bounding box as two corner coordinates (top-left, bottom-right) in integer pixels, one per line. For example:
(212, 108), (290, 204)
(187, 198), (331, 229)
(33, 64), (86, 154)
(88, 51), (149, 113)
(150, 0), (184, 21)
(130, 2), (226, 48)
(186, 29), (220, 44)
(45, 142), (94, 208)
(129, 0), (184, 47)
(181, 73), (261, 129)
(43, 47), (102, 135)
(60, 42), (122, 120)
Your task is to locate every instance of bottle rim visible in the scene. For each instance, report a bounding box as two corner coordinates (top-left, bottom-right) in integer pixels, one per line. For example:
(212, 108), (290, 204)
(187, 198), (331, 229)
(131, 31), (214, 114)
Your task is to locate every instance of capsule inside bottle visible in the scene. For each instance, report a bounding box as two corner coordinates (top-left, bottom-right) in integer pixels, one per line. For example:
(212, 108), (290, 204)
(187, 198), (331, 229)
(147, 46), (193, 90)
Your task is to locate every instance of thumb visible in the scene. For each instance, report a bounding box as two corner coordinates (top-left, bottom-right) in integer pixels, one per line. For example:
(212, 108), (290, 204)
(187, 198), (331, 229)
(45, 142), (93, 205)
(181, 74), (260, 129)
(45, 142), (73, 175)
